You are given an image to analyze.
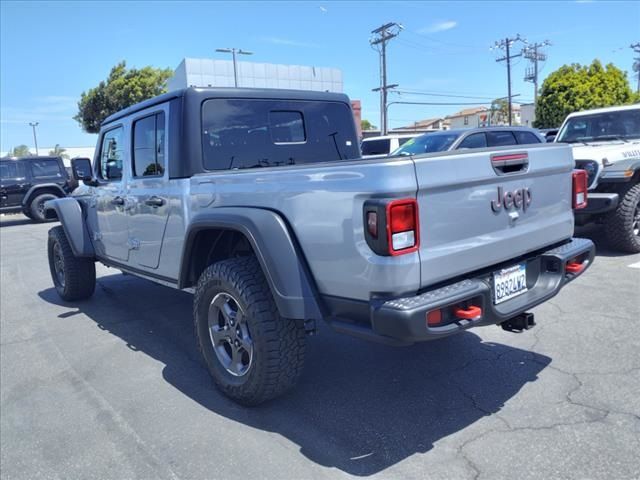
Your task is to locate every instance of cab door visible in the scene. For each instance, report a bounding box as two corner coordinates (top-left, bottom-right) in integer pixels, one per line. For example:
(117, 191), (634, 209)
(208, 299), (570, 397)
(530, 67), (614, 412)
(0, 161), (29, 208)
(94, 126), (130, 262)
(126, 110), (170, 270)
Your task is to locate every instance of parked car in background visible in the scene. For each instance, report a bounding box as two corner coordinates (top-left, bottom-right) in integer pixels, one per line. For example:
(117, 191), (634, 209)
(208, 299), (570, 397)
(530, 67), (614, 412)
(0, 156), (72, 222)
(361, 133), (421, 158)
(555, 104), (640, 252)
(391, 127), (544, 155)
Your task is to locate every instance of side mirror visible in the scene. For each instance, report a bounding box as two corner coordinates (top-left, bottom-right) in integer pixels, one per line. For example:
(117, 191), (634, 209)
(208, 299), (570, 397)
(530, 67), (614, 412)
(71, 157), (97, 185)
(546, 135), (556, 143)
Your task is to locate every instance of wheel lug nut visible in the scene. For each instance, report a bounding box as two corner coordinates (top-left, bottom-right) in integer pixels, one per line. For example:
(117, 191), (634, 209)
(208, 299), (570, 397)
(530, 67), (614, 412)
(234, 340), (240, 347)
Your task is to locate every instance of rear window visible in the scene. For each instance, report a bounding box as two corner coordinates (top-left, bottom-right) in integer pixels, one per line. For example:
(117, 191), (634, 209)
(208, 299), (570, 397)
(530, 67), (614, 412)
(361, 139), (391, 156)
(486, 131), (517, 147)
(201, 99), (359, 170)
(514, 131), (541, 145)
(30, 159), (63, 178)
(0, 162), (25, 179)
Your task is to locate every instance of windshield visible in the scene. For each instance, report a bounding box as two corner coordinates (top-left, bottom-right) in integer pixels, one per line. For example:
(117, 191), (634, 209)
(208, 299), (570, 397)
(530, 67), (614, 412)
(557, 108), (640, 143)
(392, 133), (460, 155)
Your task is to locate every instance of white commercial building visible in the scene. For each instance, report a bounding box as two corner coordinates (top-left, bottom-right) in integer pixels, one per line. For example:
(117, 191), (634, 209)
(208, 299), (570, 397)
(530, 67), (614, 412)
(168, 58), (343, 92)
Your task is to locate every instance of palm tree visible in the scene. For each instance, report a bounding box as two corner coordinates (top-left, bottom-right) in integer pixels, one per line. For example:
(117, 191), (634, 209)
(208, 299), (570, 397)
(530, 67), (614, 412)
(49, 144), (68, 159)
(10, 145), (32, 157)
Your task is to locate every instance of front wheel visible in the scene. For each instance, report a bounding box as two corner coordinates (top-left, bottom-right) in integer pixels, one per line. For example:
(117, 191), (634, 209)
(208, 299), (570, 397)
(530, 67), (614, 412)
(605, 183), (640, 253)
(48, 226), (96, 301)
(193, 256), (306, 406)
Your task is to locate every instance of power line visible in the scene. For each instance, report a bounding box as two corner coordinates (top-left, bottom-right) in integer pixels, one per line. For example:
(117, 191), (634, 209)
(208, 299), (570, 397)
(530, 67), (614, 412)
(523, 41), (551, 108)
(370, 22), (403, 135)
(393, 90), (502, 101)
(491, 34), (527, 126)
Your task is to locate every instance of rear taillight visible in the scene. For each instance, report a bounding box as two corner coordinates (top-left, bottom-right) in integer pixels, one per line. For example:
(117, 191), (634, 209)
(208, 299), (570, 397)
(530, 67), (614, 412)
(572, 170), (588, 209)
(387, 199), (419, 255)
(363, 198), (420, 256)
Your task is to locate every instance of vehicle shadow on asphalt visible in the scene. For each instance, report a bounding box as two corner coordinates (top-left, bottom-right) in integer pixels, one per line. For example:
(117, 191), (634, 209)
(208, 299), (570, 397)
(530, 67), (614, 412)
(39, 274), (550, 476)
(0, 215), (36, 228)
(575, 225), (633, 258)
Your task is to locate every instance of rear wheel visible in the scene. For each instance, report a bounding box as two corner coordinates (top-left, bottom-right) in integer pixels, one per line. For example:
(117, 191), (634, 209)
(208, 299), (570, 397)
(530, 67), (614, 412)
(605, 183), (640, 253)
(48, 226), (96, 301)
(30, 193), (58, 222)
(193, 256), (306, 405)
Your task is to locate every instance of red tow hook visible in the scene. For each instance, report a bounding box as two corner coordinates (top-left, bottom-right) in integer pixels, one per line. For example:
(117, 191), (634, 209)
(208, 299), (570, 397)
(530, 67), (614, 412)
(565, 260), (585, 274)
(453, 305), (482, 320)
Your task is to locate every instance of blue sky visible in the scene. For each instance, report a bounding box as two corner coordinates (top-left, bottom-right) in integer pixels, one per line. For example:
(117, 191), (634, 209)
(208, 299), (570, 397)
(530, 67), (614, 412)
(1, 0), (639, 151)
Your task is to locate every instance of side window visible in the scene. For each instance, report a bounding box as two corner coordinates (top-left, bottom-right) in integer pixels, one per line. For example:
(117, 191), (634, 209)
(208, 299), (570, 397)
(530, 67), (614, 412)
(0, 162), (25, 179)
(514, 131), (542, 145)
(486, 131), (517, 147)
(398, 137), (413, 147)
(99, 127), (125, 180)
(457, 133), (487, 149)
(133, 112), (165, 177)
(30, 159), (63, 178)
(361, 139), (391, 156)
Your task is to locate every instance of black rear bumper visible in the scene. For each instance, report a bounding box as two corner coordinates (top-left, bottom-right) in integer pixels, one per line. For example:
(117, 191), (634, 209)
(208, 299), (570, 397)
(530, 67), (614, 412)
(575, 192), (619, 215)
(328, 238), (595, 345)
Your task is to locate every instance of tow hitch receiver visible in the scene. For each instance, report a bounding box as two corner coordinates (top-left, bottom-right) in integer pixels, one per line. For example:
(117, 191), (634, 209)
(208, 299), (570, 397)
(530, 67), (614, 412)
(501, 312), (536, 332)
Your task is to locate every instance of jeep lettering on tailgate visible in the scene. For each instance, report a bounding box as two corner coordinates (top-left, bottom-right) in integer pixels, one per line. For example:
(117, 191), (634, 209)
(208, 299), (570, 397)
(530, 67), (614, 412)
(491, 186), (532, 213)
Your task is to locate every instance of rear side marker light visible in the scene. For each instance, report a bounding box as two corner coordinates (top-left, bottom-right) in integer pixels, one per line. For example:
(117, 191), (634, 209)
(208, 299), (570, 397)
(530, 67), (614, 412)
(386, 199), (419, 256)
(454, 305), (482, 320)
(426, 309), (442, 326)
(572, 170), (588, 209)
(565, 261), (585, 274)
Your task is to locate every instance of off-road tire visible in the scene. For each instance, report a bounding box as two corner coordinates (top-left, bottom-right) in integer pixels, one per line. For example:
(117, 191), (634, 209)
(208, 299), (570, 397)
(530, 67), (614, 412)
(193, 256), (306, 406)
(30, 193), (58, 222)
(605, 183), (640, 253)
(47, 226), (96, 301)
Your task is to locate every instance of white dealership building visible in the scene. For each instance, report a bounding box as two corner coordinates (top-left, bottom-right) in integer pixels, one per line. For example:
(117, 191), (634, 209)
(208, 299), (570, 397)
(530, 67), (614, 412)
(167, 58), (343, 93)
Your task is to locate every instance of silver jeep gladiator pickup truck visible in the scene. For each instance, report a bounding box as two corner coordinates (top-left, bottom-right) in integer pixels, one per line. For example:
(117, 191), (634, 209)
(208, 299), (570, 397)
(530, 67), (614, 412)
(46, 87), (595, 405)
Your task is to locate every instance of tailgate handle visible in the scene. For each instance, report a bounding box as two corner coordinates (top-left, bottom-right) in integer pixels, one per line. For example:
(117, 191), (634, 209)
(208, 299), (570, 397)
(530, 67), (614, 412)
(491, 153), (529, 175)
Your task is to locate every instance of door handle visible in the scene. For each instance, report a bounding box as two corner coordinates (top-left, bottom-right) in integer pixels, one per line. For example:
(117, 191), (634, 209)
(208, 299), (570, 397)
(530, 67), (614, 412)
(111, 196), (125, 206)
(145, 196), (166, 207)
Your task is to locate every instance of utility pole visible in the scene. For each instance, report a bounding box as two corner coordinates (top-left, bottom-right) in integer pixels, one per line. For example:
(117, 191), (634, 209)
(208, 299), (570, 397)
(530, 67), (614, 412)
(370, 22), (402, 135)
(216, 48), (253, 87)
(523, 40), (551, 106)
(29, 122), (39, 156)
(631, 43), (640, 93)
(492, 34), (526, 126)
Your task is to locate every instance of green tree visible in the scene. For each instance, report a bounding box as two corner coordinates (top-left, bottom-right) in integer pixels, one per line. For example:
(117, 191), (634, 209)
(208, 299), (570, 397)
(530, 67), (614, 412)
(535, 60), (636, 128)
(49, 144), (68, 159)
(361, 119), (377, 130)
(74, 61), (173, 133)
(9, 145), (31, 157)
(490, 98), (510, 125)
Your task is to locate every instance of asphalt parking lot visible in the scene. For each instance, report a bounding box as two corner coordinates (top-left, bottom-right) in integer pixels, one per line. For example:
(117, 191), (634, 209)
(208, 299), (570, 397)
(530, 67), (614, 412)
(1, 215), (639, 480)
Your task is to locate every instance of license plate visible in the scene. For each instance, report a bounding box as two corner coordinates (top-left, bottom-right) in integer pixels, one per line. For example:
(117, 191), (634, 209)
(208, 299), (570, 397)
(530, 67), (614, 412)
(493, 263), (527, 304)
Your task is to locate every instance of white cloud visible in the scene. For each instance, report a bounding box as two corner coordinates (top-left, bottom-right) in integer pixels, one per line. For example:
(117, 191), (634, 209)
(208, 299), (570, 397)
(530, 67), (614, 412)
(260, 37), (320, 48)
(419, 20), (458, 34)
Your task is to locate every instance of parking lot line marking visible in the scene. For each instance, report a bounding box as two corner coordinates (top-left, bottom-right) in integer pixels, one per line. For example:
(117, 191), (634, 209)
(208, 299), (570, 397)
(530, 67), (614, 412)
(629, 261), (640, 269)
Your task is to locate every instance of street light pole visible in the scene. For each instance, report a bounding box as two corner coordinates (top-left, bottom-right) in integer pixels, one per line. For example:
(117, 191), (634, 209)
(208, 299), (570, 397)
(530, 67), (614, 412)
(29, 122), (39, 156)
(216, 48), (253, 87)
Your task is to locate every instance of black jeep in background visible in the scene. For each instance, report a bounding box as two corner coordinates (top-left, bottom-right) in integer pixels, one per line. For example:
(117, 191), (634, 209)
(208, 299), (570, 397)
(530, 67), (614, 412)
(0, 156), (73, 222)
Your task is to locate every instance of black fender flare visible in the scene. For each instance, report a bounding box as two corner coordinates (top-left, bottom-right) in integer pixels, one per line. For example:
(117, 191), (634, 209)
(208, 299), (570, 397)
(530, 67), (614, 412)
(179, 207), (323, 321)
(22, 183), (66, 207)
(44, 198), (95, 258)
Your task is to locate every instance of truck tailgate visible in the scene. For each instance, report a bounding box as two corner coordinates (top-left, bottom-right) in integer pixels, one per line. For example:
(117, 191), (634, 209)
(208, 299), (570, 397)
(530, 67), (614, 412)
(412, 144), (575, 288)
